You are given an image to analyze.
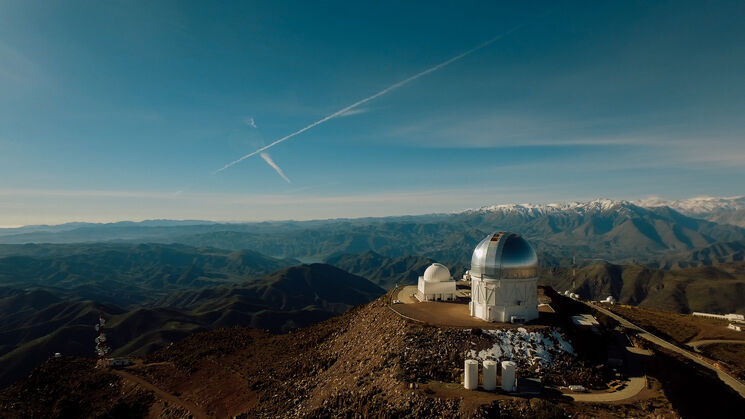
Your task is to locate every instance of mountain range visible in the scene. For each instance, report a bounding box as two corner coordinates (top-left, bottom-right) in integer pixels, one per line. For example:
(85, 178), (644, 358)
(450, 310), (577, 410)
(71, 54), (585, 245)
(2, 199), (743, 269)
(0, 243), (299, 308)
(3, 196), (745, 391)
(636, 196), (745, 227)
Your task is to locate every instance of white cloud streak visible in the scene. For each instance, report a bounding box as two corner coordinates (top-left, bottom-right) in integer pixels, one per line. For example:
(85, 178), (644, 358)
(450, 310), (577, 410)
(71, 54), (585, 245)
(214, 24), (531, 174)
(337, 107), (370, 117)
(260, 152), (292, 183)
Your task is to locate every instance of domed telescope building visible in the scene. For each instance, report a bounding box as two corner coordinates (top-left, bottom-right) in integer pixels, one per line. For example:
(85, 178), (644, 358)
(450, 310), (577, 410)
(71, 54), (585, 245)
(416, 263), (456, 302)
(468, 232), (539, 323)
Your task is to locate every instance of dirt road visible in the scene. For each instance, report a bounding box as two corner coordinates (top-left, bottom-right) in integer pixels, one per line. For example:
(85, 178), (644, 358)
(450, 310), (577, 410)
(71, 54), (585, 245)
(590, 303), (745, 399)
(113, 369), (209, 419)
(688, 339), (745, 351)
(567, 376), (647, 402)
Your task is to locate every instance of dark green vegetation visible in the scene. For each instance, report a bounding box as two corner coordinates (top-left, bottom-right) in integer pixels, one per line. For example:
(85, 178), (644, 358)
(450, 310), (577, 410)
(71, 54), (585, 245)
(0, 263), (384, 388)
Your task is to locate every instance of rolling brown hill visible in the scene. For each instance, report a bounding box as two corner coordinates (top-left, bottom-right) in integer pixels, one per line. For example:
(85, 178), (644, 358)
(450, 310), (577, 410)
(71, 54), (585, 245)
(541, 261), (745, 314)
(0, 264), (384, 389)
(0, 243), (300, 308)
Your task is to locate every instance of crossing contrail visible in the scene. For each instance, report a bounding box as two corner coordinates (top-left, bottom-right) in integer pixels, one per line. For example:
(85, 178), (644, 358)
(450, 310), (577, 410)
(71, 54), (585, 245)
(214, 23), (532, 174)
(260, 152), (291, 183)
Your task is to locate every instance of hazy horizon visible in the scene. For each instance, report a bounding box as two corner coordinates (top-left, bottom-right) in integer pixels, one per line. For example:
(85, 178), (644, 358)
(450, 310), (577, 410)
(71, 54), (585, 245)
(0, 193), (742, 229)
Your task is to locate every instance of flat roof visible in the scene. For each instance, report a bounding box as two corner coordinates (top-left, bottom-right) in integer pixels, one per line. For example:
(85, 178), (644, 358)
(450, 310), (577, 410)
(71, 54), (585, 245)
(571, 314), (599, 326)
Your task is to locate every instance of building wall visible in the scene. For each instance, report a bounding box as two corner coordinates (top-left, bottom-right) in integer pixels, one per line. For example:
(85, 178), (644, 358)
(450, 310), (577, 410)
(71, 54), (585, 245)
(417, 277), (456, 301)
(693, 312), (745, 322)
(470, 275), (538, 322)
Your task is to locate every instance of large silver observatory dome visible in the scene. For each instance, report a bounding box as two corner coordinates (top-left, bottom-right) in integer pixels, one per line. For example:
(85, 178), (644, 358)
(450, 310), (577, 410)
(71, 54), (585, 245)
(470, 232), (538, 280)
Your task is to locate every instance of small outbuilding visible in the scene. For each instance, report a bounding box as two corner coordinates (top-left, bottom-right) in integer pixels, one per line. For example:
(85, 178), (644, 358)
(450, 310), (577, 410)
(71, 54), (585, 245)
(416, 263), (456, 302)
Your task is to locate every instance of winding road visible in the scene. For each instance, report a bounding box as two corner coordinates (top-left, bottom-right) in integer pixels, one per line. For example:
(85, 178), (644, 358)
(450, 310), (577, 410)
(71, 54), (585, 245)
(687, 339), (745, 351)
(589, 303), (745, 399)
(567, 376), (647, 402)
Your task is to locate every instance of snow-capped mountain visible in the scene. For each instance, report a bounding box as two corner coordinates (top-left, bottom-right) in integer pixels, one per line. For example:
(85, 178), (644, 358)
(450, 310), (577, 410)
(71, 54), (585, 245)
(636, 195), (745, 213)
(463, 196), (745, 227)
(635, 196), (745, 227)
(454, 197), (745, 264)
(462, 198), (636, 216)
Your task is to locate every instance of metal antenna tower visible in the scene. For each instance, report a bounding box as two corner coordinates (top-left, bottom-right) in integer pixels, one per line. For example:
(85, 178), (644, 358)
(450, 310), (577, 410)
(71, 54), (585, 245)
(572, 251), (577, 290)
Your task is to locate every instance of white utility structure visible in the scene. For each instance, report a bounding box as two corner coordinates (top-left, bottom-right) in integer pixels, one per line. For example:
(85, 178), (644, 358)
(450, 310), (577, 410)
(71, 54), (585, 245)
(469, 232), (539, 323)
(693, 312), (745, 322)
(416, 263), (456, 302)
(482, 360), (497, 391)
(464, 359), (479, 390)
(501, 360), (516, 392)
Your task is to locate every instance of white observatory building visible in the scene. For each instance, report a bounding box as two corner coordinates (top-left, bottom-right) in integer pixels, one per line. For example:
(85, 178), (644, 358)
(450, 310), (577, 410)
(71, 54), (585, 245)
(416, 263), (456, 302)
(468, 232), (539, 323)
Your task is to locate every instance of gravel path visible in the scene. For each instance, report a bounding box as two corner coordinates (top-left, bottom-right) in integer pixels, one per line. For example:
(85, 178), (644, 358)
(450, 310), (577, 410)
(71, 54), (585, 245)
(687, 339), (745, 351)
(113, 369), (209, 419)
(592, 303), (745, 399)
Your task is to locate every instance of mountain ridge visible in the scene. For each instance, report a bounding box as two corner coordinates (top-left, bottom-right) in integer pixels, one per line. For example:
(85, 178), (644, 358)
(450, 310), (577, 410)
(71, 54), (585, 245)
(0, 263), (384, 388)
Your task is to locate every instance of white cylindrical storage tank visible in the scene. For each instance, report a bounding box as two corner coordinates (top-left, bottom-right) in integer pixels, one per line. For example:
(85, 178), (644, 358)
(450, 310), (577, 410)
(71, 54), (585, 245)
(501, 360), (516, 392)
(464, 359), (478, 390)
(482, 360), (497, 391)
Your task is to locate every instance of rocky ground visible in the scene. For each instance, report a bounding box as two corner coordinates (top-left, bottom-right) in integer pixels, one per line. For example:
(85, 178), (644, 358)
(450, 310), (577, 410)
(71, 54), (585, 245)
(0, 358), (154, 418)
(2, 290), (743, 417)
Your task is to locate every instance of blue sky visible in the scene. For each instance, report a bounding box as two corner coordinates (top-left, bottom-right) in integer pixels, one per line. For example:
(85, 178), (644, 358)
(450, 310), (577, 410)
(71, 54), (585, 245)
(1, 0), (744, 225)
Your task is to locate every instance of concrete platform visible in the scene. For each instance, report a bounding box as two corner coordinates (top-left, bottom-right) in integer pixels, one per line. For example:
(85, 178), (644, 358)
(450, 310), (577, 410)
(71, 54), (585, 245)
(395, 285), (420, 304)
(391, 286), (545, 329)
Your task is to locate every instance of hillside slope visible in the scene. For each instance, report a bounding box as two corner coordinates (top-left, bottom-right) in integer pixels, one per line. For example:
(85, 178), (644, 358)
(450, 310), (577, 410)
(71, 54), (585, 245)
(325, 251), (439, 289)
(0, 243), (299, 308)
(542, 261), (745, 314)
(5, 292), (745, 417)
(647, 240), (745, 269)
(0, 264), (384, 388)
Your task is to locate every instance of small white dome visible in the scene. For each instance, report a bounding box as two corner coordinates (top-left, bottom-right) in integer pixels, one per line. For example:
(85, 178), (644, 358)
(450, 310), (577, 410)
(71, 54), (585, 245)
(423, 263), (451, 282)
